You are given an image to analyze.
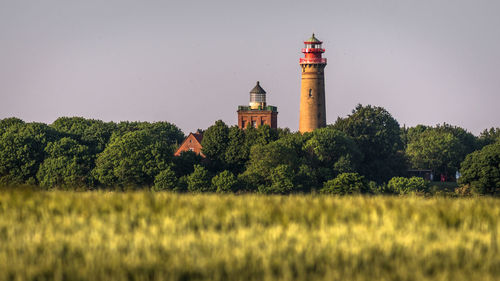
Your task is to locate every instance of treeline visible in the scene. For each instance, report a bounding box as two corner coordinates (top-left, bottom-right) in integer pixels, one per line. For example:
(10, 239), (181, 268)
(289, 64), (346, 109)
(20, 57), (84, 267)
(0, 104), (498, 195)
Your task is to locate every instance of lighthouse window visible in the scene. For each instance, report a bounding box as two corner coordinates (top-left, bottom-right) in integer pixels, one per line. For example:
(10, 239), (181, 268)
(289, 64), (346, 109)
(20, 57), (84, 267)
(309, 89), (312, 98)
(250, 93), (266, 103)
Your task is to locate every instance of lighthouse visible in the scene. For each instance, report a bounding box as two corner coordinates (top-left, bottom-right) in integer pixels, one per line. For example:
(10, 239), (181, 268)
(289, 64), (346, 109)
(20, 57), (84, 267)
(237, 81), (278, 129)
(299, 34), (327, 133)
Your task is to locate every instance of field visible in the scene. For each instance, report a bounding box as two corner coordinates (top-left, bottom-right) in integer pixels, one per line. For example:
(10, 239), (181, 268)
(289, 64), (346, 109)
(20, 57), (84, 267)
(0, 190), (499, 281)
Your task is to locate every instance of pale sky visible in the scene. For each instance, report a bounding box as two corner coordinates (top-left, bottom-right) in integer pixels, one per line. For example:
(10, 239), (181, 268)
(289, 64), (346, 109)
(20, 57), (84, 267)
(1, 0), (499, 135)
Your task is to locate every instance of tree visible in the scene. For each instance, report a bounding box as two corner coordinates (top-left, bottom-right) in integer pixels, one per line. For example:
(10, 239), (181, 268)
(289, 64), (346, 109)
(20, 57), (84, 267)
(0, 122), (60, 185)
(81, 121), (117, 153)
(51, 117), (95, 138)
(294, 164), (318, 192)
(109, 121), (184, 147)
(50, 117), (118, 153)
(0, 117), (24, 135)
(187, 165), (213, 192)
(406, 129), (464, 176)
(93, 130), (173, 187)
(36, 138), (93, 188)
(265, 164), (295, 194)
(141, 121), (185, 146)
(459, 142), (500, 195)
(224, 126), (248, 174)
(478, 127), (500, 148)
(304, 127), (362, 180)
(434, 123), (478, 156)
(387, 177), (429, 194)
(153, 166), (178, 191)
(212, 170), (238, 193)
(402, 124), (430, 148)
(244, 124), (279, 149)
(201, 120), (230, 170)
(321, 173), (369, 195)
(239, 141), (299, 191)
(172, 150), (203, 177)
(331, 104), (406, 182)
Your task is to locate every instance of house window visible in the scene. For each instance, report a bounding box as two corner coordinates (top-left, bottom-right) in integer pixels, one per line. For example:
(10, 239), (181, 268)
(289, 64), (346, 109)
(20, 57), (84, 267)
(189, 148), (194, 151)
(251, 120), (256, 128)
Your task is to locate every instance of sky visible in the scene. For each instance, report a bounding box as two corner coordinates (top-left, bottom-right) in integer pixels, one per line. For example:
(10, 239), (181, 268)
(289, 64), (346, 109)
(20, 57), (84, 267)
(1, 0), (499, 135)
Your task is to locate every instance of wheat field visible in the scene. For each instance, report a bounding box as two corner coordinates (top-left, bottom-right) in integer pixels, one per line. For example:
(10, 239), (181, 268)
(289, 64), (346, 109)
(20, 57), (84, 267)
(0, 190), (499, 281)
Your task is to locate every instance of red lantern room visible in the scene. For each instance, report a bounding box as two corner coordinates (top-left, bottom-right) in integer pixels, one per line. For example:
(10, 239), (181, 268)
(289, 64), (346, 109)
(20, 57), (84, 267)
(300, 33), (327, 65)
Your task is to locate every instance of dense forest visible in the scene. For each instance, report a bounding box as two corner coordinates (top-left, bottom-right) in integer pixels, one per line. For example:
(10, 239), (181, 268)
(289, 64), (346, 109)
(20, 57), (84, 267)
(0, 104), (498, 195)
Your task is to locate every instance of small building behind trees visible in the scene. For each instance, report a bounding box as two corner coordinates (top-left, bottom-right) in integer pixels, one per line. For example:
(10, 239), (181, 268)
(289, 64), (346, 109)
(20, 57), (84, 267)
(407, 169), (433, 181)
(174, 132), (204, 157)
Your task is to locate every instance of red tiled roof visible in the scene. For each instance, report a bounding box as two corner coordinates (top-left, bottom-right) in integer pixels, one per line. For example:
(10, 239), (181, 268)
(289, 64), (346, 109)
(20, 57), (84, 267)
(192, 132), (203, 143)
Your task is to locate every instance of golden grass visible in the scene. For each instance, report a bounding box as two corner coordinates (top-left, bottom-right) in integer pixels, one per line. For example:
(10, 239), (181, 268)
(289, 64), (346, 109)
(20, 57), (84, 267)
(0, 190), (498, 281)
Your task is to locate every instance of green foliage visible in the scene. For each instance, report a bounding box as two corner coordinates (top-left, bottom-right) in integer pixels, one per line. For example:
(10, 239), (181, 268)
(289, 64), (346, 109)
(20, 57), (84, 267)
(270, 164), (295, 193)
(80, 121), (117, 153)
(304, 127), (362, 178)
(51, 117), (95, 138)
(172, 150), (203, 177)
(36, 138), (94, 188)
(51, 117), (119, 153)
(212, 170), (238, 193)
(175, 175), (189, 192)
(478, 127), (500, 147)
(143, 121), (185, 146)
(434, 123), (478, 155)
(321, 173), (369, 195)
(110, 121), (184, 146)
(387, 177), (430, 194)
(187, 165), (213, 192)
(0, 122), (60, 185)
(0, 110), (495, 195)
(201, 120), (230, 166)
(402, 124), (430, 147)
(331, 104), (405, 182)
(406, 130), (463, 175)
(93, 130), (173, 187)
(459, 142), (500, 195)
(240, 141), (299, 190)
(152, 166), (178, 191)
(224, 125), (280, 175)
(0, 117), (25, 135)
(295, 164), (319, 192)
(224, 126), (248, 173)
(405, 124), (480, 177)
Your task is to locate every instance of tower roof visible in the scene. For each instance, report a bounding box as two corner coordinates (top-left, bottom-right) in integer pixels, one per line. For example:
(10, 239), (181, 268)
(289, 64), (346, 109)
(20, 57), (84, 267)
(250, 81), (266, 94)
(305, 33), (322, 43)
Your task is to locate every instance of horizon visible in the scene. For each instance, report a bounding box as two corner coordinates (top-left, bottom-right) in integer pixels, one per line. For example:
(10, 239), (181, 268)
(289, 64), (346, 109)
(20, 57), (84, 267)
(1, 0), (499, 135)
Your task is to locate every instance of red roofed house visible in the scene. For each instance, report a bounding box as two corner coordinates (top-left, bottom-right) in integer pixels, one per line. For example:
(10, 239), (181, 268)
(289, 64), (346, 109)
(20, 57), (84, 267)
(174, 132), (204, 157)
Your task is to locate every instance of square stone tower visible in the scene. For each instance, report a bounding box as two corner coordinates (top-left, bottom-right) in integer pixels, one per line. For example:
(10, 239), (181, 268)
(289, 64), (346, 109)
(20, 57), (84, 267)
(237, 81), (278, 129)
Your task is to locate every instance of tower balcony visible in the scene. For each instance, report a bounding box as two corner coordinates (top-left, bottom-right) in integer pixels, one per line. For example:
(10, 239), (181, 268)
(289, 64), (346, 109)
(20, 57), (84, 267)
(301, 48), (325, 53)
(299, 58), (327, 64)
(238, 105), (278, 112)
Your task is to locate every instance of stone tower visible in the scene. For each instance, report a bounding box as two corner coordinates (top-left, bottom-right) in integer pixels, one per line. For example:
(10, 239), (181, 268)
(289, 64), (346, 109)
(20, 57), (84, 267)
(237, 81), (278, 129)
(299, 34), (327, 133)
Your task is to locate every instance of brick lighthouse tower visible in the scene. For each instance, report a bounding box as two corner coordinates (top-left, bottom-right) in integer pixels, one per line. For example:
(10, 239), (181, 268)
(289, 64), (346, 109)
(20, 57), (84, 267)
(299, 34), (327, 133)
(237, 81), (278, 129)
